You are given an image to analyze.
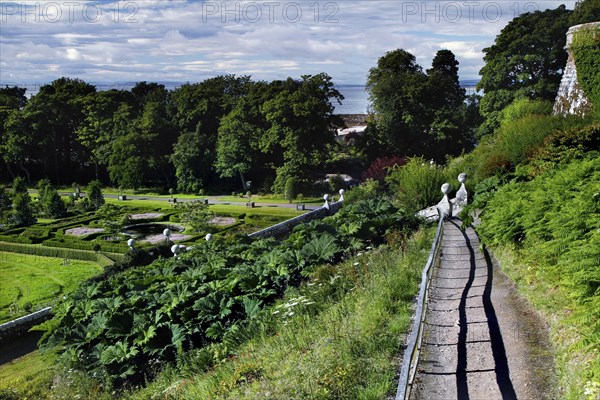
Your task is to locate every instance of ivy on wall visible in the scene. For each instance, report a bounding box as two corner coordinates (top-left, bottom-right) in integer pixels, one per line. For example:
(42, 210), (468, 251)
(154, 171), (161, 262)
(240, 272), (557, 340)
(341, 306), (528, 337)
(572, 24), (600, 119)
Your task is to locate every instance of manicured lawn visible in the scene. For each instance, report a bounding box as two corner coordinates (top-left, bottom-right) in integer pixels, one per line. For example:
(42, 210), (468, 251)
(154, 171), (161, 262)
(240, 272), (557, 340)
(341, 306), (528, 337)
(0, 252), (103, 323)
(104, 197), (308, 218)
(210, 195), (322, 204)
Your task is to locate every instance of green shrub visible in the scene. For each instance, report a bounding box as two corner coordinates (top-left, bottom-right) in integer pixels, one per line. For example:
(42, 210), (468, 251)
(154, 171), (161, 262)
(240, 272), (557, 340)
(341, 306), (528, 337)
(386, 157), (448, 213)
(499, 97), (553, 126)
(9, 192), (36, 227)
(38, 198), (417, 389)
(43, 238), (128, 254)
(344, 179), (382, 203)
(495, 115), (564, 167)
(12, 177), (27, 194)
(527, 122), (600, 176)
(86, 180), (105, 210)
(284, 177), (297, 203)
(327, 174), (347, 193)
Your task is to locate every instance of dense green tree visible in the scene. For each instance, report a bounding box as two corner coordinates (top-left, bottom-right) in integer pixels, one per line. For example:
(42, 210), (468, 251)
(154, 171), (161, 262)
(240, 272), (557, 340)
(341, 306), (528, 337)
(86, 180), (105, 210)
(10, 192), (36, 227)
(365, 49), (429, 159)
(105, 83), (177, 190)
(171, 76), (252, 192)
(215, 105), (256, 191)
(215, 80), (286, 191)
(36, 179), (67, 218)
(108, 128), (148, 190)
(0, 86), (27, 180)
(365, 49), (471, 161)
(425, 50), (472, 159)
(12, 177), (28, 194)
(260, 74), (343, 192)
(2, 106), (42, 183)
(2, 78), (96, 184)
(0, 186), (11, 226)
(76, 90), (136, 179)
(477, 5), (573, 136)
(571, 0), (600, 25)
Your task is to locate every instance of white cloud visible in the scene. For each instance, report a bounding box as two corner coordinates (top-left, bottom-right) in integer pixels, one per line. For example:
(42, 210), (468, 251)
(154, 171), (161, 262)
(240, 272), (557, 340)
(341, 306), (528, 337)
(0, 0), (578, 86)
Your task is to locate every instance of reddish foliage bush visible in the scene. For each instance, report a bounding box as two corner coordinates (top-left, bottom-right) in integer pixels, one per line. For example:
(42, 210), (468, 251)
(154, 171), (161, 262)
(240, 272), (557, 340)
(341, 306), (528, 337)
(362, 156), (408, 182)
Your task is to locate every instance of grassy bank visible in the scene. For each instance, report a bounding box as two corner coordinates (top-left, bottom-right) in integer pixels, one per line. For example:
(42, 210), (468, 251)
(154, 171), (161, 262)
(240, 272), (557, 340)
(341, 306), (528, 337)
(126, 227), (433, 400)
(0, 252), (103, 323)
(0, 350), (58, 399)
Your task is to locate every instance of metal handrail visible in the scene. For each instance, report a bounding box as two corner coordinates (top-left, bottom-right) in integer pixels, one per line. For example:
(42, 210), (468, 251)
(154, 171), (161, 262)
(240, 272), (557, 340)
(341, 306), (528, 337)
(395, 216), (445, 400)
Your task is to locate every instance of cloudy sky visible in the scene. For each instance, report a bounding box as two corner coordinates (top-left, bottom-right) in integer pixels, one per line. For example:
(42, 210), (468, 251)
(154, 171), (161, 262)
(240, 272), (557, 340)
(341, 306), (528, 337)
(0, 0), (576, 88)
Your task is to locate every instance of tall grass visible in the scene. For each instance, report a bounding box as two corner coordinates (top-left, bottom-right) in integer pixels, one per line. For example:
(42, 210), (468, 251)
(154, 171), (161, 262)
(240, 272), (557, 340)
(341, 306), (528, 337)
(126, 227), (434, 400)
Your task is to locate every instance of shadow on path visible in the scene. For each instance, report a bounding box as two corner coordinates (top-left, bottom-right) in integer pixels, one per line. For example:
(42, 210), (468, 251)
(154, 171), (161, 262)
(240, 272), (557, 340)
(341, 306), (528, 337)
(452, 220), (517, 400)
(453, 220), (475, 400)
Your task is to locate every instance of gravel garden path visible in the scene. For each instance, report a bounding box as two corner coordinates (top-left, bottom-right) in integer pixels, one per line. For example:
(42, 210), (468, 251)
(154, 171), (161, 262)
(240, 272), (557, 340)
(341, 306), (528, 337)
(410, 220), (555, 400)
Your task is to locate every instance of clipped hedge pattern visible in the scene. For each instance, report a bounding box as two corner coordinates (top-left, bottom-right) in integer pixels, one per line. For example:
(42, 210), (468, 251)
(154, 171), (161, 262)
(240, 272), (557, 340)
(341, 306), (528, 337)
(0, 242), (100, 262)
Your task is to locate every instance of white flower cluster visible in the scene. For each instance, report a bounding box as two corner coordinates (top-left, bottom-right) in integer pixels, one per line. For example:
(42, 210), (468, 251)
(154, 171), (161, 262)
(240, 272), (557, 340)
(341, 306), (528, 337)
(272, 296), (315, 320)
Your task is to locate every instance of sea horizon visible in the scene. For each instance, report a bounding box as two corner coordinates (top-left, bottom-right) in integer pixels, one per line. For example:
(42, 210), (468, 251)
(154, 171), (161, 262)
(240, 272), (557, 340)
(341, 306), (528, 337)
(3, 80), (480, 115)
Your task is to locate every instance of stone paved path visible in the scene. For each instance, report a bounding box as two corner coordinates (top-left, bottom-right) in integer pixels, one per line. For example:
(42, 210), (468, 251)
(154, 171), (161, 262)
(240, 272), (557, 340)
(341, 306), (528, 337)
(410, 219), (554, 400)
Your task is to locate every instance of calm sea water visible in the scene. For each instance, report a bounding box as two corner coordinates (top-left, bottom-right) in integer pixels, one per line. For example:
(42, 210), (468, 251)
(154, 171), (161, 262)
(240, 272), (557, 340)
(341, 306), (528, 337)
(333, 81), (479, 115)
(334, 85), (370, 115)
(17, 81), (477, 114)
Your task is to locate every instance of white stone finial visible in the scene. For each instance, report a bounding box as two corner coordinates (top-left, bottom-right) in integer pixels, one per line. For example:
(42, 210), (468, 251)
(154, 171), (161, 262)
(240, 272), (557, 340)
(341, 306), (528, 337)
(437, 183), (453, 219)
(441, 183), (451, 195)
(163, 228), (171, 238)
(456, 173), (468, 206)
(171, 244), (180, 256)
(338, 189), (345, 202)
(127, 238), (136, 250)
(323, 194), (330, 209)
(205, 233), (212, 241)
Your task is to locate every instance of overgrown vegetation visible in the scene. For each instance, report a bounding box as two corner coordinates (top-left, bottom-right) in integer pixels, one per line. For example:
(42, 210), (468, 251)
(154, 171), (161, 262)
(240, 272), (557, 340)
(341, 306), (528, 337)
(477, 156), (600, 399)
(35, 199), (418, 390)
(127, 227), (433, 400)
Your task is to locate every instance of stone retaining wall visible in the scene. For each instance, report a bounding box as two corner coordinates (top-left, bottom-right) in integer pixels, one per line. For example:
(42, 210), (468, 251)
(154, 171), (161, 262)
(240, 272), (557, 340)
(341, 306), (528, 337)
(0, 307), (52, 343)
(248, 201), (343, 239)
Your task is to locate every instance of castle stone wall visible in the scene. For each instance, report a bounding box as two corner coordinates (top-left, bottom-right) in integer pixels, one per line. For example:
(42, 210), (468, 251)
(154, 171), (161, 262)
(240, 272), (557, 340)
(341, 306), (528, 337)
(553, 23), (600, 116)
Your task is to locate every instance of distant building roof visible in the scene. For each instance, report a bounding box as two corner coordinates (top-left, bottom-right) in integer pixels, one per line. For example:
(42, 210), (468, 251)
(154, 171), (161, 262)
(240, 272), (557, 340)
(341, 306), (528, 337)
(336, 125), (367, 136)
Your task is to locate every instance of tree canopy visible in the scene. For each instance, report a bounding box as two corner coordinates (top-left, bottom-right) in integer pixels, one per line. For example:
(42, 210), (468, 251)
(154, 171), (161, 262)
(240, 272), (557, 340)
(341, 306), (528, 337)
(0, 74), (344, 194)
(477, 5), (573, 136)
(365, 49), (474, 162)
